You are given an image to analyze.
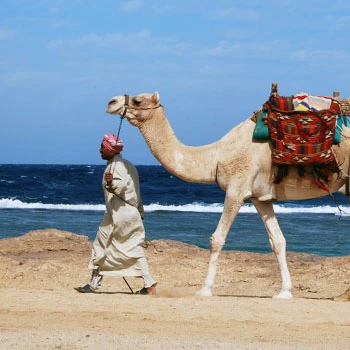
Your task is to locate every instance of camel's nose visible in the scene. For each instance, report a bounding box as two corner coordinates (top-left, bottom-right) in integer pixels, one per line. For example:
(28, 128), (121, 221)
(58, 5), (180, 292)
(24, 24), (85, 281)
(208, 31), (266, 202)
(108, 99), (117, 106)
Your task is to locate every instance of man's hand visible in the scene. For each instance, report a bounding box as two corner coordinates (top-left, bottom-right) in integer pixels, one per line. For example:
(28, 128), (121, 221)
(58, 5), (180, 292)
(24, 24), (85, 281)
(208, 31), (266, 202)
(105, 172), (113, 185)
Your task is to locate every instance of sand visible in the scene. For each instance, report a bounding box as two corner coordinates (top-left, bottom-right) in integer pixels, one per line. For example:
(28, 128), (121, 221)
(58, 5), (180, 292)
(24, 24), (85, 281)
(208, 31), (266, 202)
(0, 229), (349, 349)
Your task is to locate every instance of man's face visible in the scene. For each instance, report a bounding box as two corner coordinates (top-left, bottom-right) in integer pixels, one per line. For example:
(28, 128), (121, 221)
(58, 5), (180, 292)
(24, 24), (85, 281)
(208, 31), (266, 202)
(100, 143), (116, 160)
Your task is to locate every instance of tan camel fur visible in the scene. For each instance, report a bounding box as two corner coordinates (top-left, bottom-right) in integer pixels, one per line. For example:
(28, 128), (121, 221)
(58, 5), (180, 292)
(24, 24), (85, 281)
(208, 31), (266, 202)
(106, 92), (350, 299)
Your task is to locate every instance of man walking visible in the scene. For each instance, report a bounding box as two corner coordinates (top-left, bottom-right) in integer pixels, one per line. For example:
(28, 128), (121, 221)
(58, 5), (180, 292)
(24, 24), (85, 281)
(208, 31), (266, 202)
(75, 133), (157, 294)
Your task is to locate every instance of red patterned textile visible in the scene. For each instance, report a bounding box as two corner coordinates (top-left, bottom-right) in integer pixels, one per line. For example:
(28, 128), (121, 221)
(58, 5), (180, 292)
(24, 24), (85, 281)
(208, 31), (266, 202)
(265, 97), (341, 165)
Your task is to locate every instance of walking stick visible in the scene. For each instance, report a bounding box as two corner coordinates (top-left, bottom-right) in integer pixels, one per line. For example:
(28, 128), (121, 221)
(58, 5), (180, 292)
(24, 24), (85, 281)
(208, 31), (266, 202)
(123, 276), (134, 294)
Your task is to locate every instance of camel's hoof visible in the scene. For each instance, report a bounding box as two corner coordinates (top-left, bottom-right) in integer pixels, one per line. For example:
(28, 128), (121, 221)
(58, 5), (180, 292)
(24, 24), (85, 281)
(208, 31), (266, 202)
(273, 290), (293, 300)
(196, 288), (212, 297)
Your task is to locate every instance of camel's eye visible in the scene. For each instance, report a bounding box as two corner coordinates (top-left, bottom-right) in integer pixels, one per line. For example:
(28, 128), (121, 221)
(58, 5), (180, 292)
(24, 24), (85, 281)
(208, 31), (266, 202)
(133, 98), (142, 106)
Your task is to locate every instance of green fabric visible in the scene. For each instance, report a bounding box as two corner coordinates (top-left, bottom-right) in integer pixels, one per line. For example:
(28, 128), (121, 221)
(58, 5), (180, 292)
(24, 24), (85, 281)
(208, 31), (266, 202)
(252, 109), (269, 140)
(333, 116), (343, 145)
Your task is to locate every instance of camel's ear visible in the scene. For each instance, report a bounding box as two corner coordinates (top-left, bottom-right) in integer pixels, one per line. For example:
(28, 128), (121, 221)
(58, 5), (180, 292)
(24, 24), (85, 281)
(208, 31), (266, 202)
(153, 91), (160, 103)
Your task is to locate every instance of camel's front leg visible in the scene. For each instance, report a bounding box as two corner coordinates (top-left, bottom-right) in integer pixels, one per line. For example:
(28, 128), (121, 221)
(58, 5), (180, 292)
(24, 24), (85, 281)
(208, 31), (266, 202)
(198, 195), (243, 297)
(251, 199), (293, 299)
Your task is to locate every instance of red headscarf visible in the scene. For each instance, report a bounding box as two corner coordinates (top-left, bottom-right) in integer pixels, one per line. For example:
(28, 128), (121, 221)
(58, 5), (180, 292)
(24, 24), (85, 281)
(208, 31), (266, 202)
(102, 133), (124, 153)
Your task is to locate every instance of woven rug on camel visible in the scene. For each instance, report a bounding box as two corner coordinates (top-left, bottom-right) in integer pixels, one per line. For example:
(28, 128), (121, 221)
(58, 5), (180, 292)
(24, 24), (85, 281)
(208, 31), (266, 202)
(340, 98), (350, 115)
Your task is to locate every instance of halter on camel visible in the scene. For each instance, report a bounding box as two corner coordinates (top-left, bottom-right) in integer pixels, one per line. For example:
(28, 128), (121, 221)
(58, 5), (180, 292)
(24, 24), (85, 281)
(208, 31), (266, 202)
(114, 93), (163, 133)
(116, 94), (163, 136)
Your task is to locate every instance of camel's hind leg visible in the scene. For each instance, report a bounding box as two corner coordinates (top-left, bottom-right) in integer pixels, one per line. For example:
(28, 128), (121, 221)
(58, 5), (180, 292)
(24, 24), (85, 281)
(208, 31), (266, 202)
(251, 199), (293, 299)
(198, 194), (243, 297)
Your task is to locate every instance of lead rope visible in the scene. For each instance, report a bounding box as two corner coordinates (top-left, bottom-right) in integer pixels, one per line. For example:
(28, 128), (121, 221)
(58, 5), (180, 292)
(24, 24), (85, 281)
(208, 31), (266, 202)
(116, 115), (124, 139)
(116, 94), (129, 139)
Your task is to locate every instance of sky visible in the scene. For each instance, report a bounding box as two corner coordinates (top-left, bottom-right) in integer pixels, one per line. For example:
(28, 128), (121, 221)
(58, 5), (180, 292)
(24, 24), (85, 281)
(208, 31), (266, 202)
(1, 0), (349, 165)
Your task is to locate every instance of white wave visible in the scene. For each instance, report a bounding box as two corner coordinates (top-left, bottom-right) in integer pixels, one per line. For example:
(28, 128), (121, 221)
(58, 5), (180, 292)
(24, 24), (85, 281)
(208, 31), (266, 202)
(1, 198), (348, 215)
(146, 203), (224, 213)
(0, 198), (105, 211)
(146, 202), (349, 215)
(271, 204), (349, 215)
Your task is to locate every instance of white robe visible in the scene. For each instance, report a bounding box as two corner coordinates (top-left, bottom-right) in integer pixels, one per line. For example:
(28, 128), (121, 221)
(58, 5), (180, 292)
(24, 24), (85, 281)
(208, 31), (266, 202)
(89, 154), (151, 277)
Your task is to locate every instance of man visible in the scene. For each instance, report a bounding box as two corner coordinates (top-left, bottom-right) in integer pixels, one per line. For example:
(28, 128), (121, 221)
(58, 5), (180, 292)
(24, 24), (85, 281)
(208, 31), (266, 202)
(75, 133), (157, 295)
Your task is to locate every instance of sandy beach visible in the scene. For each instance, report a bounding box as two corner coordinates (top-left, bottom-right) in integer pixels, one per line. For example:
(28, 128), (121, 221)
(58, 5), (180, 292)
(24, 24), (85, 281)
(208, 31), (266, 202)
(0, 229), (349, 349)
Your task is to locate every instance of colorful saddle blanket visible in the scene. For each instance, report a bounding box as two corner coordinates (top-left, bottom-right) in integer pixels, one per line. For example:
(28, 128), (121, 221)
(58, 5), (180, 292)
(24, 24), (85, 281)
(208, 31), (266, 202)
(254, 94), (342, 166)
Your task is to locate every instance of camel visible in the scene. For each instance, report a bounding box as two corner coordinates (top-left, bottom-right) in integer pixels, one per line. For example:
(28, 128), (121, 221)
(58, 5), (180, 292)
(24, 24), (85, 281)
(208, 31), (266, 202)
(106, 91), (350, 299)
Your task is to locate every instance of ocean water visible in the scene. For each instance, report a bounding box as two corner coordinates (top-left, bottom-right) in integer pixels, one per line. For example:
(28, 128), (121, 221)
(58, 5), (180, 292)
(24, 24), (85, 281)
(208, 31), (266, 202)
(0, 164), (349, 257)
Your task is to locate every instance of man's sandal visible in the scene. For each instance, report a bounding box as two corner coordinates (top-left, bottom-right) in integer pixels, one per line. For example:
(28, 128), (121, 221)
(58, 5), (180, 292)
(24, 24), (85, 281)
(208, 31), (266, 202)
(74, 284), (97, 293)
(135, 287), (150, 295)
(135, 283), (157, 295)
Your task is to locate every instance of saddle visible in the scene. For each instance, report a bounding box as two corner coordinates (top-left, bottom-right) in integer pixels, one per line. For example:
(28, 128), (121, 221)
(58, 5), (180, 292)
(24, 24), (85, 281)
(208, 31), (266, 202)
(253, 84), (350, 191)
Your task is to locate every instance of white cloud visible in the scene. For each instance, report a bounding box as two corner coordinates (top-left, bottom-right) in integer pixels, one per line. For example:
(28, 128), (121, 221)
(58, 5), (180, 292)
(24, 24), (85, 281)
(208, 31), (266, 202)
(151, 4), (176, 14)
(225, 30), (250, 40)
(0, 28), (16, 40)
(47, 38), (64, 50)
(47, 30), (190, 57)
(200, 42), (240, 58)
(213, 7), (260, 21)
(120, 0), (145, 12)
(51, 19), (78, 28)
(199, 39), (286, 60)
(290, 49), (350, 63)
(198, 37), (350, 65)
(119, 0), (175, 14)
(4, 71), (62, 86)
(48, 30), (151, 50)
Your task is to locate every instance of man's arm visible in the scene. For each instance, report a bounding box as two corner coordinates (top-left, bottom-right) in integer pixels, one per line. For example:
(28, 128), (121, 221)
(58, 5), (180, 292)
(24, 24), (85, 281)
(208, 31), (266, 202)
(104, 162), (127, 195)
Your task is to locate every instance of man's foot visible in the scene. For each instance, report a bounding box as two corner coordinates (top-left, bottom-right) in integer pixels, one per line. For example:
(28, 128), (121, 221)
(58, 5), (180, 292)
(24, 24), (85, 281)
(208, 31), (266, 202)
(136, 283), (157, 295)
(89, 272), (103, 290)
(74, 284), (97, 293)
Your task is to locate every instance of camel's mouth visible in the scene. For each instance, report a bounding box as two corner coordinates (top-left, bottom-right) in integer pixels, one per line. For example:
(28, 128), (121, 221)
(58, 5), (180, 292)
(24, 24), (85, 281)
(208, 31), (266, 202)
(106, 98), (124, 116)
(106, 104), (124, 116)
(106, 108), (120, 115)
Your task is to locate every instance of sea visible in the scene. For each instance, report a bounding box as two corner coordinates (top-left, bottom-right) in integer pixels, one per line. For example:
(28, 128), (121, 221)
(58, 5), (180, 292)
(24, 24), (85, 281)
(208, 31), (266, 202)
(0, 164), (349, 257)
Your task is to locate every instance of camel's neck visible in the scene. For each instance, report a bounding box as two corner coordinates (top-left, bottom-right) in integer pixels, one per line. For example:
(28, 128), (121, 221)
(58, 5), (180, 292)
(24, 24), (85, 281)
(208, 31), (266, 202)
(138, 107), (219, 183)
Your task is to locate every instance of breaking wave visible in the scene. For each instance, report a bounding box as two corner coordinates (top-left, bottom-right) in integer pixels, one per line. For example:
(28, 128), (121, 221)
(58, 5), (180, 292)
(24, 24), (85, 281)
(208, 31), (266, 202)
(0, 198), (348, 215)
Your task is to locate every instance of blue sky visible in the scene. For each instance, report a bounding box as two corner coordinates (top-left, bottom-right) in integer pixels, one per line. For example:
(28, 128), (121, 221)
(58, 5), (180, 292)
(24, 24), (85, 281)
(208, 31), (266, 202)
(1, 0), (349, 165)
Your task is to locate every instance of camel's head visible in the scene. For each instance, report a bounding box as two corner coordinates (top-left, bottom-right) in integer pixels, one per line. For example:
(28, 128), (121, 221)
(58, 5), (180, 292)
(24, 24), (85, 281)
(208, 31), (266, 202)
(106, 92), (161, 126)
